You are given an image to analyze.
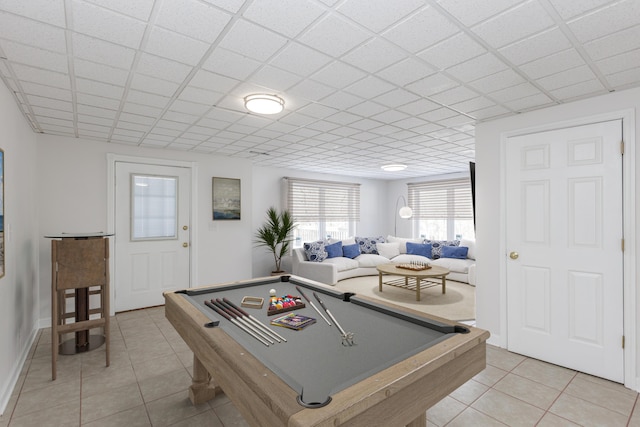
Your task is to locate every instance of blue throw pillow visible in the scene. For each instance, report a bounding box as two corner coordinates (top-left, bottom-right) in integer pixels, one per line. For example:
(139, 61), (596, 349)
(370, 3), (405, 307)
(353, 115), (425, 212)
(441, 245), (468, 259)
(425, 239), (460, 259)
(342, 243), (361, 259)
(406, 242), (432, 257)
(303, 241), (327, 262)
(325, 241), (343, 258)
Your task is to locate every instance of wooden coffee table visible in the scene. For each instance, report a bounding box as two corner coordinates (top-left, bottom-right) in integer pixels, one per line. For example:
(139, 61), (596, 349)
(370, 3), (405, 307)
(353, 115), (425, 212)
(377, 263), (450, 301)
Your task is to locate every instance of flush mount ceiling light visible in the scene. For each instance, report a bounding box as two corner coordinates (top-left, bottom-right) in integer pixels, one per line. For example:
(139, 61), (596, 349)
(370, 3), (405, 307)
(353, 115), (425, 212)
(244, 94), (285, 115)
(381, 164), (407, 172)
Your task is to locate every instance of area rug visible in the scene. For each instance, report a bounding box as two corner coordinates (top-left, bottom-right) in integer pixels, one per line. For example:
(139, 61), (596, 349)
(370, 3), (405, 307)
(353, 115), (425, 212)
(332, 275), (476, 322)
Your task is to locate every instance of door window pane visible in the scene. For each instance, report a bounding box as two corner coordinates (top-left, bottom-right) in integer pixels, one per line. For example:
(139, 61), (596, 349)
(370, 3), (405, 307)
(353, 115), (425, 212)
(131, 174), (177, 240)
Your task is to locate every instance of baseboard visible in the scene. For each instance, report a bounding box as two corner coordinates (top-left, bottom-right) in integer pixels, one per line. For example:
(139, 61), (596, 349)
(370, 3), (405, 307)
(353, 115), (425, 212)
(0, 326), (39, 416)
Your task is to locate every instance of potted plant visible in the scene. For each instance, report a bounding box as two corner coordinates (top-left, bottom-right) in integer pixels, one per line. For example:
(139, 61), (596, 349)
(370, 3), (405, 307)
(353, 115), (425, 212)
(254, 207), (296, 275)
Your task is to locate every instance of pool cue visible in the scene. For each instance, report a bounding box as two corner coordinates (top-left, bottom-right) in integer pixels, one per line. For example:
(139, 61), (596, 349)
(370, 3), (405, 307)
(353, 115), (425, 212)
(222, 298), (287, 343)
(313, 292), (355, 346)
(296, 286), (331, 325)
(215, 299), (279, 344)
(204, 300), (270, 347)
(211, 300), (275, 345)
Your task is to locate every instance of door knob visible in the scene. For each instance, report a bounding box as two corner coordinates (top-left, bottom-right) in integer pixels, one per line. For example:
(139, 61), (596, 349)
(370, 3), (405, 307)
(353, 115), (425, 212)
(183, 242), (189, 248)
(183, 225), (188, 230)
(509, 251), (519, 260)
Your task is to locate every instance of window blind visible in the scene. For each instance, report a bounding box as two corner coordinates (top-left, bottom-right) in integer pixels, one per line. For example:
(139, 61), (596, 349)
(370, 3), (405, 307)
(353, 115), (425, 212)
(408, 178), (473, 220)
(283, 177), (360, 222)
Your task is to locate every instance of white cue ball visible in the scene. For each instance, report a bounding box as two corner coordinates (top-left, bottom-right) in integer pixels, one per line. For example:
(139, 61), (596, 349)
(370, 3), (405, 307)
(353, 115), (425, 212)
(269, 288), (276, 296)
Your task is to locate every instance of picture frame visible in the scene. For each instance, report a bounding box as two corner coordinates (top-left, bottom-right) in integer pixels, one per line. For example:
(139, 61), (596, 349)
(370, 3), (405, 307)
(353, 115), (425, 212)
(212, 177), (241, 220)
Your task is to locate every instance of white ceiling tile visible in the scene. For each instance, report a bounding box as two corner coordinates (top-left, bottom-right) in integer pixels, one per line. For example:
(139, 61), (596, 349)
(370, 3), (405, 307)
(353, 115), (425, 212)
(374, 88), (420, 108)
(377, 57), (435, 86)
(405, 73), (458, 96)
(248, 65), (302, 92)
(383, 6), (459, 53)
(596, 49), (640, 75)
(119, 112), (157, 125)
(244, 0), (325, 38)
(344, 75), (395, 98)
(72, 33), (136, 69)
(74, 58), (129, 86)
(419, 107), (459, 122)
(12, 64), (70, 89)
(468, 104), (510, 120)
(326, 111), (361, 125)
(583, 24), (640, 60)
(0, 11), (67, 53)
(418, 32), (486, 70)
(123, 102), (162, 117)
(0, 0), (66, 26)
(279, 112), (317, 127)
(320, 91), (364, 110)
(488, 82), (540, 103)
(156, 120), (190, 132)
(145, 26), (210, 66)
(605, 66), (640, 88)
(536, 65), (597, 91)
(429, 85), (478, 105)
(76, 93), (121, 110)
(311, 61), (367, 89)
(269, 43), (333, 78)
(220, 19), (288, 62)
(200, 0), (245, 14)
(76, 78), (124, 99)
(202, 47), (262, 80)
(370, 109), (410, 124)
(156, 0), (231, 43)
(26, 94), (72, 111)
(297, 103), (339, 119)
(502, 93), (553, 112)
(347, 100), (387, 116)
(436, 0), (523, 26)
(338, 0), (423, 32)
(450, 96), (495, 113)
(126, 89), (170, 108)
(136, 53), (192, 83)
(169, 99), (210, 116)
(547, 0), (614, 19)
(85, 0), (154, 21)
(32, 105), (73, 120)
(520, 49), (585, 80)
(70, 0), (146, 49)
(129, 73), (180, 97)
(343, 36), (409, 73)
(468, 68), (525, 93)
(299, 14), (371, 57)
(471, 1), (556, 48)
(178, 86), (224, 106)
(446, 53), (508, 82)
(77, 114), (114, 127)
(567, 0), (640, 43)
(396, 98), (441, 115)
(190, 69), (240, 92)
(498, 27), (572, 65)
(20, 81), (72, 101)
(549, 79), (606, 100)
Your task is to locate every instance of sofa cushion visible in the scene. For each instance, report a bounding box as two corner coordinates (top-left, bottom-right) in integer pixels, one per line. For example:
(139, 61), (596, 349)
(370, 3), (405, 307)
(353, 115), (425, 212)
(303, 240), (327, 262)
(325, 241), (343, 258)
(386, 235), (424, 254)
(459, 238), (476, 259)
(391, 254), (432, 264)
(355, 236), (385, 254)
(342, 243), (361, 259)
(407, 242), (432, 257)
(376, 242), (400, 259)
(355, 253), (389, 268)
(425, 239), (460, 259)
(441, 245), (468, 259)
(430, 257), (474, 274)
(324, 256), (359, 272)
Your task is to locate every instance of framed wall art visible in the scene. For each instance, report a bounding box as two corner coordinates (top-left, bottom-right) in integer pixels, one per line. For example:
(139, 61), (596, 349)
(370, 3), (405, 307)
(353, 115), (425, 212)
(212, 177), (241, 220)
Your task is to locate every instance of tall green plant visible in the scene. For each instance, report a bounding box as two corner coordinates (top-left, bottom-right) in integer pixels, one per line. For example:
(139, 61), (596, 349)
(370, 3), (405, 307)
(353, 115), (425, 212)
(254, 207), (296, 273)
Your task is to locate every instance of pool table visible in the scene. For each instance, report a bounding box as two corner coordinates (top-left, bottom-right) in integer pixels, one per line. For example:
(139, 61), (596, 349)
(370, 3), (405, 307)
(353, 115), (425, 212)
(164, 275), (489, 427)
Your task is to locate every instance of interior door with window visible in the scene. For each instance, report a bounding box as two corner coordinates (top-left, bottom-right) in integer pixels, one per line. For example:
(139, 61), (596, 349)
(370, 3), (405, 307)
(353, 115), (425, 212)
(505, 119), (624, 382)
(114, 162), (191, 312)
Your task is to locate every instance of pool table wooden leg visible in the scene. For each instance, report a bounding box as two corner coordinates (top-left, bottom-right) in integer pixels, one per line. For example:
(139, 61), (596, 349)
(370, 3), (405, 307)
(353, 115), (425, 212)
(189, 354), (217, 405)
(407, 412), (426, 427)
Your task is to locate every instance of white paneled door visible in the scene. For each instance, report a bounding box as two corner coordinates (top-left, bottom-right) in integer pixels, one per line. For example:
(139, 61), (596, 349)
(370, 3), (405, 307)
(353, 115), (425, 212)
(114, 162), (191, 312)
(506, 120), (624, 382)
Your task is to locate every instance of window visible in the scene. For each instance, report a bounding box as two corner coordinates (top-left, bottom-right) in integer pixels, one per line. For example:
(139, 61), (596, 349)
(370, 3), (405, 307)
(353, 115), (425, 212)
(408, 178), (474, 241)
(283, 177), (360, 246)
(131, 174), (178, 240)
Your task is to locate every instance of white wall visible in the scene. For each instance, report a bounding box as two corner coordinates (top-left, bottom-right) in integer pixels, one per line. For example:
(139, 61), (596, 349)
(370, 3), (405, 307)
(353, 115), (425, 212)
(36, 134), (255, 324)
(0, 84), (39, 414)
(475, 86), (639, 389)
(251, 166), (388, 276)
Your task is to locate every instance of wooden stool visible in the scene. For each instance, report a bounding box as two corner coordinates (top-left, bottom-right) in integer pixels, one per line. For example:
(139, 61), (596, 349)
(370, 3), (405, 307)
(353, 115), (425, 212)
(51, 236), (110, 380)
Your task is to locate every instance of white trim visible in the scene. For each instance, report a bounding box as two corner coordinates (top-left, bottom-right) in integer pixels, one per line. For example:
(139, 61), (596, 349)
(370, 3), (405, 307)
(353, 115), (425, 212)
(0, 328), (38, 415)
(499, 109), (636, 390)
(106, 154), (198, 315)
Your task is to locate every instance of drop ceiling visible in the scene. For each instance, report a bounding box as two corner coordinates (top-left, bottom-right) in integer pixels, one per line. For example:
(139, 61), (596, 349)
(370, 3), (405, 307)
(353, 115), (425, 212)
(0, 0), (639, 179)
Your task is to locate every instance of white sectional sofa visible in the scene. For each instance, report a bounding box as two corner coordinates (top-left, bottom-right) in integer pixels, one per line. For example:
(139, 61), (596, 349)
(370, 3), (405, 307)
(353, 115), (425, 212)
(292, 235), (476, 286)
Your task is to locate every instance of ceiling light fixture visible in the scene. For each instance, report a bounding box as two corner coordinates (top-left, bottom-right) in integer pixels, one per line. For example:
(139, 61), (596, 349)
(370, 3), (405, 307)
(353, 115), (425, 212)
(244, 94), (285, 115)
(381, 164), (407, 172)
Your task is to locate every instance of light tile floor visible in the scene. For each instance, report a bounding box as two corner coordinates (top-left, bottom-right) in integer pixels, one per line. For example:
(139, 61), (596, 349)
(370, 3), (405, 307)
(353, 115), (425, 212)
(0, 307), (638, 426)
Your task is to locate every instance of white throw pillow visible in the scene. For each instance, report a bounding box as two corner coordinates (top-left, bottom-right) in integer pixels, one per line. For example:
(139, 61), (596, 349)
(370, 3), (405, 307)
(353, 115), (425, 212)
(459, 238), (476, 260)
(376, 242), (400, 259)
(386, 235), (424, 254)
